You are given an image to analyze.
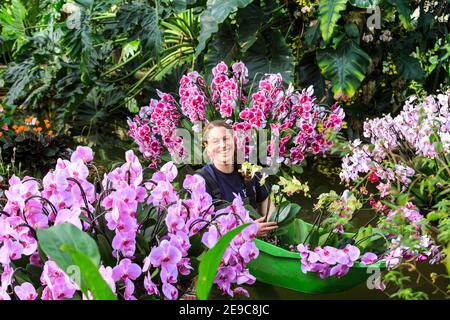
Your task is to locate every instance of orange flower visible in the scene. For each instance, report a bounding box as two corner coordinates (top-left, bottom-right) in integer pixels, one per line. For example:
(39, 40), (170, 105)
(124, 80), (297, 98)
(47, 130), (53, 136)
(33, 127), (43, 133)
(0, 132), (3, 138)
(25, 116), (34, 124)
(12, 124), (18, 130)
(44, 119), (51, 129)
(18, 125), (27, 133)
(35, 120), (40, 127)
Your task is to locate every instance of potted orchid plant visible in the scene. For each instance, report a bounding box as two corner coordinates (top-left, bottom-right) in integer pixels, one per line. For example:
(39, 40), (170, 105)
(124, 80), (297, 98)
(0, 146), (261, 300)
(335, 90), (450, 299)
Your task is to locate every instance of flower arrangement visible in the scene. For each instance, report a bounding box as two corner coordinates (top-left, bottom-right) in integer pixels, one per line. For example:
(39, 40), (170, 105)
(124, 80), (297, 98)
(128, 61), (345, 169)
(327, 91), (450, 298)
(0, 147), (259, 300)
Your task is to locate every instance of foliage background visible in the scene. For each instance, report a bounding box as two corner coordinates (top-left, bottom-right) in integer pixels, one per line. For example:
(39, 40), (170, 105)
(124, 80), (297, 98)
(1, 0), (448, 169)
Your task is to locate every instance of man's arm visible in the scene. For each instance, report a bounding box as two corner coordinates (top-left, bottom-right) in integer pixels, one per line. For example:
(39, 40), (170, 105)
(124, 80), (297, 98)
(257, 195), (276, 218)
(255, 195), (277, 237)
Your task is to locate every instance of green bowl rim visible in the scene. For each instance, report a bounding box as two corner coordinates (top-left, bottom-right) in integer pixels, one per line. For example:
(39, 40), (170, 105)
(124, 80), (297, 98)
(254, 238), (386, 269)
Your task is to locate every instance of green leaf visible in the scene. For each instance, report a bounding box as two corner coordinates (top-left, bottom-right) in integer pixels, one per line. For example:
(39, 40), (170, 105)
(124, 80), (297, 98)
(397, 193), (409, 206)
(304, 21), (322, 48)
(61, 244), (117, 300)
(317, 39), (371, 100)
(136, 203), (152, 224)
(0, 0), (27, 41)
(388, 0), (412, 30)
(298, 52), (327, 99)
(116, 3), (163, 57)
(318, 0), (349, 43)
(243, 30), (294, 83)
(244, 204), (260, 220)
(349, 0), (378, 8)
(395, 54), (425, 81)
(171, 0), (197, 12)
(344, 23), (360, 45)
(319, 232), (337, 247)
(309, 230), (320, 248)
(196, 223), (252, 300)
(205, 25), (239, 77)
(237, 4), (263, 52)
(75, 0), (94, 9)
(37, 224), (100, 273)
(268, 202), (301, 227)
(279, 218), (311, 244)
(195, 0), (253, 56)
(97, 234), (115, 267)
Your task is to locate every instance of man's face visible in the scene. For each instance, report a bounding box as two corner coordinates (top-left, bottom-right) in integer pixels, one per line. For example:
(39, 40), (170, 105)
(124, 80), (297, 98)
(206, 126), (235, 165)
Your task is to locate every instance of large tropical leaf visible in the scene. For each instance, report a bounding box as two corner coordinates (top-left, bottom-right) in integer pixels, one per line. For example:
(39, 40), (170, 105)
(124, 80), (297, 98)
(195, 0), (253, 56)
(317, 39), (371, 100)
(205, 24), (239, 79)
(196, 223), (251, 300)
(0, 0), (28, 55)
(318, 0), (349, 43)
(0, 0), (27, 41)
(349, 0), (379, 8)
(243, 30), (294, 83)
(36, 223), (101, 270)
(298, 52), (327, 100)
(388, 0), (412, 31)
(2, 59), (36, 105)
(304, 20), (322, 49)
(236, 3), (263, 52)
(37, 223), (101, 296)
(115, 3), (163, 57)
(395, 53), (425, 81)
(61, 244), (117, 300)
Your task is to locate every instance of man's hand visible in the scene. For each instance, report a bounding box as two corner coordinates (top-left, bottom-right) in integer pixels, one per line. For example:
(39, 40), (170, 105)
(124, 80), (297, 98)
(254, 215), (278, 237)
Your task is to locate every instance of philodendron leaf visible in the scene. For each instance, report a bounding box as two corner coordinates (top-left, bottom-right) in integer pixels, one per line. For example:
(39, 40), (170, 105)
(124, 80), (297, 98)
(195, 0), (253, 56)
(0, 0), (27, 41)
(204, 24), (239, 79)
(196, 223), (252, 300)
(37, 223), (100, 271)
(388, 0), (412, 31)
(37, 223), (105, 298)
(268, 202), (301, 227)
(349, 0), (379, 8)
(237, 4), (263, 52)
(317, 39), (371, 100)
(318, 0), (349, 43)
(61, 244), (117, 300)
(395, 54), (425, 81)
(242, 30), (294, 83)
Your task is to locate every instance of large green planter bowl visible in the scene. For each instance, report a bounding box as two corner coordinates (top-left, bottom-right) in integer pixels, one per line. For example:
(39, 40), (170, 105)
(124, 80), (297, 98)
(248, 239), (385, 294)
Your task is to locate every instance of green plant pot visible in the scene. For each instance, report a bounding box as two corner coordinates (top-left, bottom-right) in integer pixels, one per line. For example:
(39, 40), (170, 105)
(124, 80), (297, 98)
(248, 239), (385, 294)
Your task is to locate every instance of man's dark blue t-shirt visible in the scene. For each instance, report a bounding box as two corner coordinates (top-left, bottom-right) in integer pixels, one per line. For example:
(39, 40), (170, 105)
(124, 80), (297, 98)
(200, 163), (269, 205)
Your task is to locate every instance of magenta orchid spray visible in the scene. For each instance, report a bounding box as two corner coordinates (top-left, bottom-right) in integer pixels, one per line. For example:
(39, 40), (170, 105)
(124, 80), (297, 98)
(0, 147), (259, 300)
(128, 61), (344, 168)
